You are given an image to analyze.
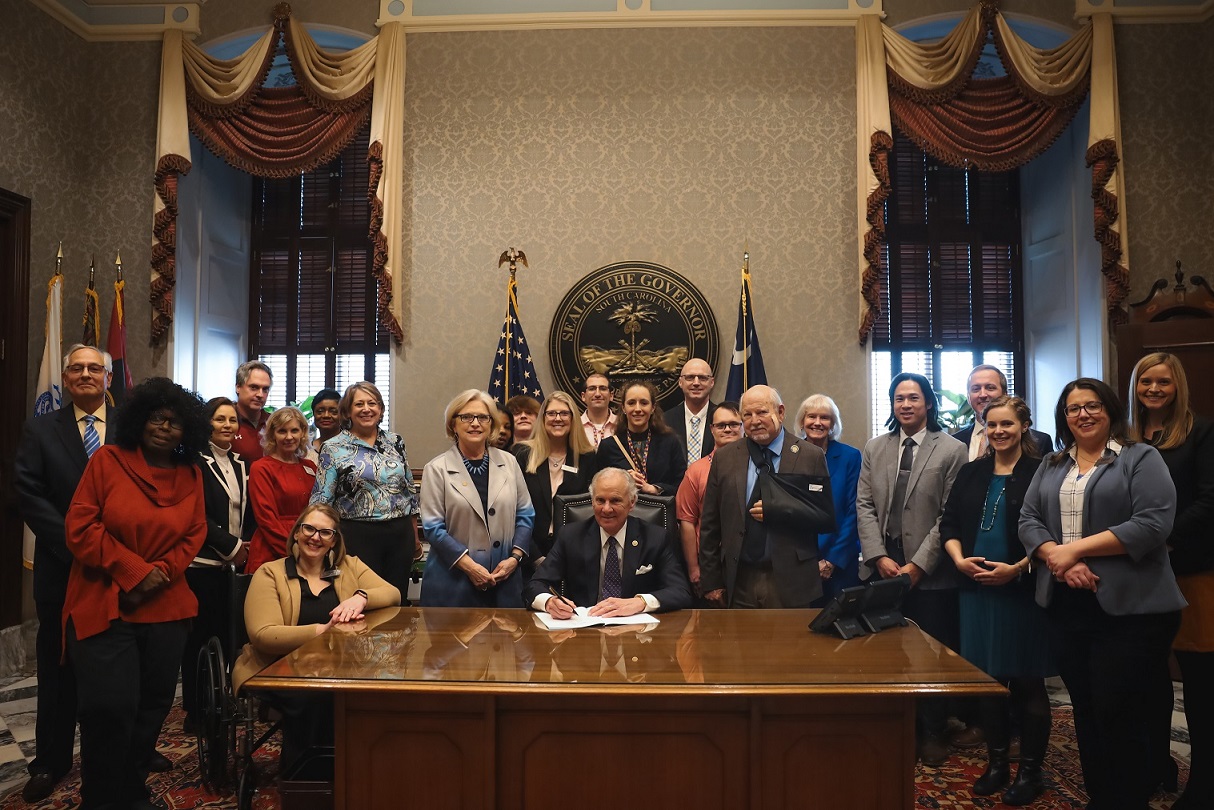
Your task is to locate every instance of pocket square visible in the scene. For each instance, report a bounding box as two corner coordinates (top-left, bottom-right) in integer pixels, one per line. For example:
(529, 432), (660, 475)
(635, 564), (653, 575)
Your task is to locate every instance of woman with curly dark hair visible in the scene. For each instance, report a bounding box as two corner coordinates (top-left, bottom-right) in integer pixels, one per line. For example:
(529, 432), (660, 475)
(63, 376), (210, 810)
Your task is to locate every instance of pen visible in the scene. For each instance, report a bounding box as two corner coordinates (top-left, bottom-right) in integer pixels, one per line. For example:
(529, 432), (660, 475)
(548, 587), (576, 610)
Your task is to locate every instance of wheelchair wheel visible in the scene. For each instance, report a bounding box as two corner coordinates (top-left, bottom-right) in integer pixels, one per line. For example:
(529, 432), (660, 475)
(237, 760), (258, 810)
(195, 637), (229, 790)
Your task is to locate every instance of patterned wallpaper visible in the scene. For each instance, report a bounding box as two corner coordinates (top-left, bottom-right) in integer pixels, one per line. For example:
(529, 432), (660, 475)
(397, 26), (863, 461)
(0, 0), (160, 401)
(7, 0), (1210, 462)
(1115, 17), (1214, 300)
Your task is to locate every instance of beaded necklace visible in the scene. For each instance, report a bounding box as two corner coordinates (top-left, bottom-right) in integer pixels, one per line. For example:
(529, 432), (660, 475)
(624, 430), (651, 474)
(461, 449), (490, 477)
(586, 416), (611, 446)
(979, 477), (1008, 532)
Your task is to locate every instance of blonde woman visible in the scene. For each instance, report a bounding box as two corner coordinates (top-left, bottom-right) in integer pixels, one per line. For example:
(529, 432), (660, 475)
(419, 390), (535, 607)
(513, 391), (598, 568)
(1128, 353), (1214, 808)
(247, 407), (317, 572)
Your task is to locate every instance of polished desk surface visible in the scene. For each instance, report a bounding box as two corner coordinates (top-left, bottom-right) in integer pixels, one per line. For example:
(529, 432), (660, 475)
(245, 607), (1002, 697)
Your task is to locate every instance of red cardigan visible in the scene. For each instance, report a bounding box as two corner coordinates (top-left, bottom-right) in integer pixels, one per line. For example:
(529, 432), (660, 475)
(246, 455), (318, 573)
(63, 445), (207, 641)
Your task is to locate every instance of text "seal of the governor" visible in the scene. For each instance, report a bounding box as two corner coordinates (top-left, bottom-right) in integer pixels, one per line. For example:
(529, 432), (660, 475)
(548, 261), (719, 410)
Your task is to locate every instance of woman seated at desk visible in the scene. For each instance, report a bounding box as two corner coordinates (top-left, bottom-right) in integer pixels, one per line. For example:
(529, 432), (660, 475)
(233, 504), (400, 767)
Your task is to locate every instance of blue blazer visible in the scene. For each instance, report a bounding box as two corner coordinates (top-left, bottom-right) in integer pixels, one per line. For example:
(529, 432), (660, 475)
(1019, 442), (1185, 615)
(820, 439), (862, 592)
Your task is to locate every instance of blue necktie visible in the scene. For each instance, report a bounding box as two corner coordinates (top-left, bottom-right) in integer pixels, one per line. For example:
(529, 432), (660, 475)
(601, 538), (622, 600)
(83, 415), (100, 458)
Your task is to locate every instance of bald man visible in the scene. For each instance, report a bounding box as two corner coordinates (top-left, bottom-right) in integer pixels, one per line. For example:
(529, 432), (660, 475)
(665, 358), (718, 465)
(698, 385), (828, 609)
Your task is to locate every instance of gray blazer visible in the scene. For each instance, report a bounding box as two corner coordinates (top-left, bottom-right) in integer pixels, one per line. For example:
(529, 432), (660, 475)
(1018, 442), (1184, 615)
(856, 429), (968, 590)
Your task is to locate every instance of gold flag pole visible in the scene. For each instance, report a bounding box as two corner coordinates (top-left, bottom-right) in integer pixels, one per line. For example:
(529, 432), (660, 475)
(497, 247), (528, 399)
(741, 250), (750, 392)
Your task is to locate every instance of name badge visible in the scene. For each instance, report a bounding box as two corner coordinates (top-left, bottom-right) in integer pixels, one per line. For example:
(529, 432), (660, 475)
(807, 483), (824, 492)
(561, 464), (578, 473)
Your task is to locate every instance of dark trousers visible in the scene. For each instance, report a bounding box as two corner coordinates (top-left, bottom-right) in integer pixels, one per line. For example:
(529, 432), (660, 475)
(343, 516), (414, 597)
(1176, 650), (1214, 803)
(731, 562), (783, 609)
(981, 677), (1051, 761)
(1048, 588), (1179, 810)
(68, 618), (189, 810)
(181, 566), (233, 720)
(902, 587), (960, 740)
(31, 598), (77, 780)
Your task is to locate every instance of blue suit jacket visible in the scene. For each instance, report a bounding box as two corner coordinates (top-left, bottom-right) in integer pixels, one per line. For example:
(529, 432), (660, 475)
(820, 439), (862, 591)
(525, 516), (691, 612)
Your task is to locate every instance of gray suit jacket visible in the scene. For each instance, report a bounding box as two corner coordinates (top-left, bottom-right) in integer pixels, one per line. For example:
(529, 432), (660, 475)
(698, 431), (829, 608)
(1018, 442), (1184, 615)
(856, 429), (968, 590)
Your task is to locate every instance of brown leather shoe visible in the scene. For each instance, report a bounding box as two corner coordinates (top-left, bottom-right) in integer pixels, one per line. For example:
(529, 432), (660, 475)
(22, 772), (58, 803)
(951, 725), (985, 749)
(918, 736), (950, 767)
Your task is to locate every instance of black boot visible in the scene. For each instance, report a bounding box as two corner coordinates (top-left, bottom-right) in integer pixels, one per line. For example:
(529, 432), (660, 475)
(973, 746), (1011, 796)
(1002, 756), (1045, 806)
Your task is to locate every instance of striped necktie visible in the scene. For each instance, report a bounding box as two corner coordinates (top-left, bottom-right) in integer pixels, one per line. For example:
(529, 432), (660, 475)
(83, 414), (100, 458)
(688, 415), (702, 464)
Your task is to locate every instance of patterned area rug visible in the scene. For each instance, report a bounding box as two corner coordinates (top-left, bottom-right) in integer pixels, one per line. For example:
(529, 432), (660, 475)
(1, 704), (1186, 809)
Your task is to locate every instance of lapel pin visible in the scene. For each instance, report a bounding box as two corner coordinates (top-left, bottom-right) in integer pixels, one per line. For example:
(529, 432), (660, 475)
(791, 444), (799, 454)
(632, 540), (638, 547)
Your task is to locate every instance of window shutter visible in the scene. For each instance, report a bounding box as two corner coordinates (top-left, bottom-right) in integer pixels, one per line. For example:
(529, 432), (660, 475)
(257, 246), (290, 351)
(937, 241), (972, 342)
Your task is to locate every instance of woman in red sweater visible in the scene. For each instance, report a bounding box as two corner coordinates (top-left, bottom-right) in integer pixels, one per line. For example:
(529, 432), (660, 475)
(64, 377), (210, 810)
(247, 407), (318, 572)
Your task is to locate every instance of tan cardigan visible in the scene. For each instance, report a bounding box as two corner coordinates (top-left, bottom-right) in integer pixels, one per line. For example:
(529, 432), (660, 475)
(232, 554), (400, 693)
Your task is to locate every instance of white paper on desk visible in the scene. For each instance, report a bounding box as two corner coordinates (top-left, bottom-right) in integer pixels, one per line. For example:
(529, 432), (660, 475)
(534, 606), (660, 631)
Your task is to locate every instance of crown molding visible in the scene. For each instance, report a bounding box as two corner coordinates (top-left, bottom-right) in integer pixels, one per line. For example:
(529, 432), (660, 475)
(1075, 0), (1213, 24)
(375, 0), (884, 32)
(29, 0), (201, 42)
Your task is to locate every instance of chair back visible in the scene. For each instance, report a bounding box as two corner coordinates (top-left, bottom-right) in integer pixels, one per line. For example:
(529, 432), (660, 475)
(552, 492), (678, 548)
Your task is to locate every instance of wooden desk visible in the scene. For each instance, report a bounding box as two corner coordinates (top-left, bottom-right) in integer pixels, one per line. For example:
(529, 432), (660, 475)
(246, 607), (1001, 810)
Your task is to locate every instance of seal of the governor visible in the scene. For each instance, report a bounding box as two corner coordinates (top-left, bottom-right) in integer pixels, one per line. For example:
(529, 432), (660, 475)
(548, 261), (719, 411)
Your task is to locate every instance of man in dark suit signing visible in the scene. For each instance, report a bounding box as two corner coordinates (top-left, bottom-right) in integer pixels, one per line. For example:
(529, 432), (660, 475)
(953, 364), (1053, 460)
(698, 384), (829, 609)
(526, 467), (692, 618)
(664, 358), (718, 466)
(14, 344), (115, 802)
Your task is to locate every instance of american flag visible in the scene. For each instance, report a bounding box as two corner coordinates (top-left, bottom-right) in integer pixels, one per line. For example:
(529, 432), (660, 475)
(488, 271), (544, 403)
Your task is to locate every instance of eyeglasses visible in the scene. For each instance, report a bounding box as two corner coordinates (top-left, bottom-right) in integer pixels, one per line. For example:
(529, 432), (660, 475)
(66, 363), (108, 376)
(147, 413), (184, 430)
(455, 413), (493, 425)
(1064, 401), (1105, 418)
(712, 421), (742, 431)
(584, 385), (611, 393)
(298, 523), (336, 541)
(545, 410), (573, 420)
(680, 374), (713, 382)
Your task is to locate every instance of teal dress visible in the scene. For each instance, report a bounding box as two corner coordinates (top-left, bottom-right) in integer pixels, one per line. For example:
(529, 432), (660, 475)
(958, 475), (1054, 679)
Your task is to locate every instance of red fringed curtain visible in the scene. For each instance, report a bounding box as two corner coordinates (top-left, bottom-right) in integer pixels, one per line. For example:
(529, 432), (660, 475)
(151, 10), (394, 344)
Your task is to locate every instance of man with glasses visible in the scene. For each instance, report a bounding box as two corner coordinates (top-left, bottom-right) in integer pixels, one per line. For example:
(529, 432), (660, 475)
(15, 345), (117, 801)
(698, 385), (829, 609)
(665, 358), (718, 465)
(231, 360), (273, 461)
(580, 373), (617, 447)
(676, 401), (742, 600)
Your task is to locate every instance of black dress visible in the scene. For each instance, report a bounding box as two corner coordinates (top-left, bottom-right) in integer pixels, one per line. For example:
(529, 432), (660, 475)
(512, 444), (597, 562)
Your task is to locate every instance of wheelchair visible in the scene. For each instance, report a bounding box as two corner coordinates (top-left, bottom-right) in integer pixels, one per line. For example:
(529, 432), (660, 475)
(193, 564), (280, 810)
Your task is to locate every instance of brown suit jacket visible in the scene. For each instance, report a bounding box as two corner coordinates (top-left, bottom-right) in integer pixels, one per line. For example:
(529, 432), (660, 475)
(698, 431), (828, 607)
